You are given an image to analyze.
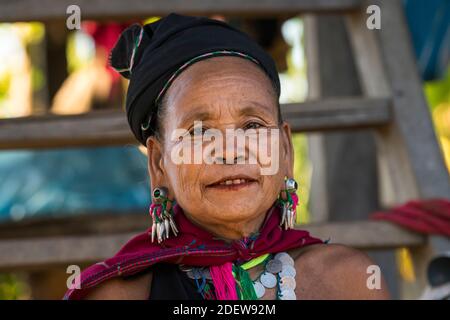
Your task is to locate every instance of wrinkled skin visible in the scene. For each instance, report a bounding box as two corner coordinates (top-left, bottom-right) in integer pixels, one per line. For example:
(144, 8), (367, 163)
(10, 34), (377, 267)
(146, 56), (293, 241)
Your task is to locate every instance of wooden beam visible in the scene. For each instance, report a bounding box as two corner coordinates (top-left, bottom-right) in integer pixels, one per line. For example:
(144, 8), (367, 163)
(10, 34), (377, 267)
(0, 233), (135, 272)
(0, 0), (362, 22)
(0, 110), (135, 150)
(303, 221), (425, 250)
(44, 21), (69, 105)
(284, 97), (391, 132)
(0, 97), (391, 150)
(0, 212), (148, 239)
(0, 220), (424, 272)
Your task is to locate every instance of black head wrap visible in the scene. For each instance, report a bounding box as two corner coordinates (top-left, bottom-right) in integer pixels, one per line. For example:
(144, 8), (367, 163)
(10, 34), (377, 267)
(110, 13), (281, 146)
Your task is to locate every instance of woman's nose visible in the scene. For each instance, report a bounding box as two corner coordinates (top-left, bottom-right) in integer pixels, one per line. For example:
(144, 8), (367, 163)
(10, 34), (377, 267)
(220, 139), (246, 164)
(216, 154), (245, 164)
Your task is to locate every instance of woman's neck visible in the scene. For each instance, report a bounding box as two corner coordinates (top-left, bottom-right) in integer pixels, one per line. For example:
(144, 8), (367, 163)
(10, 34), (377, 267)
(184, 209), (269, 242)
(208, 214), (268, 241)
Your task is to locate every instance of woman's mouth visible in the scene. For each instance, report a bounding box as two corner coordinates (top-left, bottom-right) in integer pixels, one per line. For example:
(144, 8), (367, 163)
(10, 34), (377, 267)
(206, 176), (258, 191)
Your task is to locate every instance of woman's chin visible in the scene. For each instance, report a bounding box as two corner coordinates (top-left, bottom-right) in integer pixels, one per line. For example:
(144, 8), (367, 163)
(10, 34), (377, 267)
(208, 211), (261, 226)
(204, 202), (265, 223)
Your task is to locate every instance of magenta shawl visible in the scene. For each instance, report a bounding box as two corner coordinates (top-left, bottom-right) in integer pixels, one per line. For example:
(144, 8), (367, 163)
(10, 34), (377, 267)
(64, 203), (323, 299)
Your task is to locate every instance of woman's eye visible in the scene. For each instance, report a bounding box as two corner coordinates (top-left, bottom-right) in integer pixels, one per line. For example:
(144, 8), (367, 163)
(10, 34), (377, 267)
(244, 122), (264, 130)
(189, 126), (208, 135)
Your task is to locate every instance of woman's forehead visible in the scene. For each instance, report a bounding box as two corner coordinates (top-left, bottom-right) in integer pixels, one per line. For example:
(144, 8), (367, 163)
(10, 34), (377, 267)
(172, 100), (277, 129)
(165, 56), (277, 117)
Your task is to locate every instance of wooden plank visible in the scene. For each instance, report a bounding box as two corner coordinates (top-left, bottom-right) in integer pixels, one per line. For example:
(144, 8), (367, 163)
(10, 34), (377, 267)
(44, 21), (69, 105)
(0, 233), (136, 271)
(0, 97), (391, 150)
(303, 14), (330, 223)
(0, 220), (424, 272)
(0, 109), (135, 149)
(303, 221), (425, 250)
(284, 97), (391, 132)
(0, 0), (362, 22)
(0, 212), (149, 239)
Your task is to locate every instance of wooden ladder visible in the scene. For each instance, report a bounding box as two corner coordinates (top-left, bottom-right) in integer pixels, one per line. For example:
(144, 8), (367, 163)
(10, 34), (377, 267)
(0, 0), (448, 299)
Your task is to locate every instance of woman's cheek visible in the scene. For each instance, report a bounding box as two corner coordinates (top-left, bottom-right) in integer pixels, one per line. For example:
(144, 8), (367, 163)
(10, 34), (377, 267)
(176, 165), (200, 197)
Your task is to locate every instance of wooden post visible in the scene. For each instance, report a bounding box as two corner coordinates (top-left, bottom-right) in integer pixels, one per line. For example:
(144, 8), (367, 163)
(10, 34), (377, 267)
(26, 20), (69, 299)
(44, 20), (68, 108)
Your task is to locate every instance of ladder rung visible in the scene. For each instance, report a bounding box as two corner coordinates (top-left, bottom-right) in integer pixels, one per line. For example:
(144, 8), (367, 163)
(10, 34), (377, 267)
(0, 109), (134, 150)
(0, 220), (424, 272)
(303, 220), (425, 250)
(0, 0), (362, 22)
(284, 97), (391, 132)
(0, 97), (391, 150)
(0, 211), (148, 239)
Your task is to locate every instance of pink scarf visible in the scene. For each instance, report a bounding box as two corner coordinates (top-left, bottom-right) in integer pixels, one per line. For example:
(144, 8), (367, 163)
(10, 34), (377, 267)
(64, 203), (323, 299)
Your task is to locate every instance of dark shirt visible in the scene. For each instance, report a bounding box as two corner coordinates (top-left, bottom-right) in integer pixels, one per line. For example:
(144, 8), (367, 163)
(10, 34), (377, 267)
(149, 263), (205, 300)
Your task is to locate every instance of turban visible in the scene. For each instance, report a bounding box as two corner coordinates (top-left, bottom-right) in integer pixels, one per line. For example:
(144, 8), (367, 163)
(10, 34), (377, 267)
(109, 13), (281, 146)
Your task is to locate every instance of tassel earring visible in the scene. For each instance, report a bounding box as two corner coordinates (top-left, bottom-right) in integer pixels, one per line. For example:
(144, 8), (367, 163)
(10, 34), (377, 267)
(149, 187), (178, 243)
(277, 177), (299, 230)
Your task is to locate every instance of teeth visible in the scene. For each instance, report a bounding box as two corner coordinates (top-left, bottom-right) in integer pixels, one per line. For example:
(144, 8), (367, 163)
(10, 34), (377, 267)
(218, 179), (250, 185)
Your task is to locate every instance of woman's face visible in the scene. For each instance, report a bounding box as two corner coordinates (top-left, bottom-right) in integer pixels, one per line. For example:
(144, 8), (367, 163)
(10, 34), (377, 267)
(147, 56), (294, 239)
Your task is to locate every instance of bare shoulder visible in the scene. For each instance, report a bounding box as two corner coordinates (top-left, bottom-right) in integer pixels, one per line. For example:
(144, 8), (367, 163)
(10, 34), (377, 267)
(289, 244), (390, 299)
(84, 270), (152, 300)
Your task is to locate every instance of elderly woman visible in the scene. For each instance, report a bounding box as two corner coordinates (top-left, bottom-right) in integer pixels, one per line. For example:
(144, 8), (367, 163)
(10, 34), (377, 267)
(64, 13), (389, 300)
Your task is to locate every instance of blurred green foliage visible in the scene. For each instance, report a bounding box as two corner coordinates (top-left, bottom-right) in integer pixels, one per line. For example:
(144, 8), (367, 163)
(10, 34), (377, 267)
(425, 66), (450, 170)
(292, 133), (311, 224)
(425, 66), (450, 112)
(0, 274), (29, 300)
(0, 72), (10, 101)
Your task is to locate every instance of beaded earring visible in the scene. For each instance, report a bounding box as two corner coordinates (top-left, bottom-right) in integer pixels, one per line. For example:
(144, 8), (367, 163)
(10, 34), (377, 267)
(149, 187), (178, 243)
(277, 177), (299, 230)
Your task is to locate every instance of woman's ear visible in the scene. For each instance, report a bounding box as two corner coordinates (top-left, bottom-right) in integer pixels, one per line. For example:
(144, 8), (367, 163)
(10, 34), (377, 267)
(280, 121), (294, 178)
(146, 136), (166, 191)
